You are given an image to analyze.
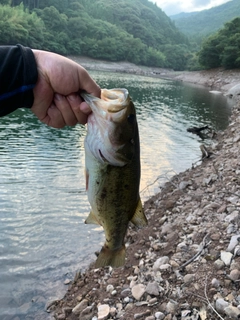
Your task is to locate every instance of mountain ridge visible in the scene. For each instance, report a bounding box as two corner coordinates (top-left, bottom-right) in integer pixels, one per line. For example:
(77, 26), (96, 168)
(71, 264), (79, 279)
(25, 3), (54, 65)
(170, 0), (240, 36)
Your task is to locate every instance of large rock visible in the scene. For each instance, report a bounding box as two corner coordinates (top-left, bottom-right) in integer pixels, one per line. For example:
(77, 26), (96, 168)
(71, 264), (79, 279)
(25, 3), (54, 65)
(145, 282), (160, 296)
(131, 284), (146, 300)
(153, 256), (169, 271)
(72, 299), (88, 315)
(226, 84), (240, 99)
(215, 298), (229, 313)
(98, 304), (110, 320)
(220, 251), (233, 266)
(224, 305), (240, 318)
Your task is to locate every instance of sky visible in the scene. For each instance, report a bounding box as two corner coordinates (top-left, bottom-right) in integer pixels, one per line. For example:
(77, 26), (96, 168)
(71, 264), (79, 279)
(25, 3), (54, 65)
(149, 0), (232, 16)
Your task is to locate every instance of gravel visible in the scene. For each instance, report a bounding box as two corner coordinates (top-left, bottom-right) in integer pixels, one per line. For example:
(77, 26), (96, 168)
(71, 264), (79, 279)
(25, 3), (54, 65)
(48, 68), (240, 320)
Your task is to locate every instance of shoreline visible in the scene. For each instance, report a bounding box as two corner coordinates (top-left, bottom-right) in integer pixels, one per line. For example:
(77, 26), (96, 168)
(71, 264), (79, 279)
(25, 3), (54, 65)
(71, 56), (240, 95)
(51, 60), (240, 320)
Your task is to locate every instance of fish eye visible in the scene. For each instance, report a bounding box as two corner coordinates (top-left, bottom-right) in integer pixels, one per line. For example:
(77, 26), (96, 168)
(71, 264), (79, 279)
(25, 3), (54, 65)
(127, 114), (135, 124)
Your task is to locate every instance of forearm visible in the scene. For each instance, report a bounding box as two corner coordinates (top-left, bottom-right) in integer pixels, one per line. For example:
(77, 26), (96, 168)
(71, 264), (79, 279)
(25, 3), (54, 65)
(0, 44), (38, 117)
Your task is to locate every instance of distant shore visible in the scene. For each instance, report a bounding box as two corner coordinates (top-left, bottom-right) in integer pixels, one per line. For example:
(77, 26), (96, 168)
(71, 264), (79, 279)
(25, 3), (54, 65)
(69, 56), (240, 96)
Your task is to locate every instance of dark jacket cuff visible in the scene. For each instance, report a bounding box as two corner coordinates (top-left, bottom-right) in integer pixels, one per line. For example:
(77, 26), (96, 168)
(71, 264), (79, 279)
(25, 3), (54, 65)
(0, 44), (38, 117)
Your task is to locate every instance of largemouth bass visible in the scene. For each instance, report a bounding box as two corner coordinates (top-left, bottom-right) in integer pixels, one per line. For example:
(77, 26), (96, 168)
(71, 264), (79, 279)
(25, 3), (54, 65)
(81, 88), (147, 268)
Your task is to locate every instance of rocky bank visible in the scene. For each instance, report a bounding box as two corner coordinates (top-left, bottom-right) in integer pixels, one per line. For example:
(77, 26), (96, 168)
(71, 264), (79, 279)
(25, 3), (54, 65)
(49, 62), (240, 320)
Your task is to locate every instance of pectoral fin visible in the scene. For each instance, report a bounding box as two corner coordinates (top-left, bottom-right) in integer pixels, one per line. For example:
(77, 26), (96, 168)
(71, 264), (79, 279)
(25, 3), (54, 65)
(85, 211), (101, 225)
(85, 169), (89, 191)
(131, 198), (148, 227)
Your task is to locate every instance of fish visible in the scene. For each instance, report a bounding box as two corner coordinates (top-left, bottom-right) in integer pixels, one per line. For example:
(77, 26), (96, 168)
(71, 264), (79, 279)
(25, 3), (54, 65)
(81, 88), (147, 268)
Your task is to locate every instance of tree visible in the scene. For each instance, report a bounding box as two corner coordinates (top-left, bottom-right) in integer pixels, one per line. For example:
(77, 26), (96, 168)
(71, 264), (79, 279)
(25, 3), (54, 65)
(1, 0), (192, 69)
(198, 35), (221, 68)
(144, 47), (165, 67)
(36, 6), (67, 33)
(0, 4), (45, 47)
(162, 44), (190, 70)
(0, 0), (10, 4)
(34, 6), (68, 53)
(198, 17), (240, 69)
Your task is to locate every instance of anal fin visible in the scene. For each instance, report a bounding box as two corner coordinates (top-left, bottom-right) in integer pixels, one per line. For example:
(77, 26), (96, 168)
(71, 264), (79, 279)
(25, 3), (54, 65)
(131, 198), (148, 227)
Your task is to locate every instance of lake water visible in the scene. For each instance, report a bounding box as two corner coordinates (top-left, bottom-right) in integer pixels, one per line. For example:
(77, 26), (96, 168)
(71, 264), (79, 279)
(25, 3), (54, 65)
(0, 71), (232, 319)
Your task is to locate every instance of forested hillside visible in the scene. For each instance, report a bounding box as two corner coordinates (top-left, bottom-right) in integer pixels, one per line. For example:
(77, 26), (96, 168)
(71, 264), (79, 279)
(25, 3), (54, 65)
(0, 0), (190, 70)
(2, 0), (239, 71)
(171, 0), (240, 37)
(199, 17), (240, 69)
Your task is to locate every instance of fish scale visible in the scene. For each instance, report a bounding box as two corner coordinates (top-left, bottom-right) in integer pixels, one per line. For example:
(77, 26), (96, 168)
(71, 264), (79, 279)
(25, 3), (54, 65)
(81, 88), (147, 268)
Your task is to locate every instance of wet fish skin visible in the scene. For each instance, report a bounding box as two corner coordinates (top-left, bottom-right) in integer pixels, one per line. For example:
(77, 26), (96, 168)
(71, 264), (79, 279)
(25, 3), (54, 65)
(82, 88), (147, 268)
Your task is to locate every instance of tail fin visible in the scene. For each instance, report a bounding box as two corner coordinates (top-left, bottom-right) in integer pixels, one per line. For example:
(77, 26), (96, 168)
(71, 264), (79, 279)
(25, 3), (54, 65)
(95, 245), (126, 268)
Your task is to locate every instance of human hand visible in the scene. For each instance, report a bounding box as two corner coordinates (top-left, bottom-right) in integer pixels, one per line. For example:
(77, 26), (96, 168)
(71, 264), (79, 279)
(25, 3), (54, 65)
(32, 50), (101, 128)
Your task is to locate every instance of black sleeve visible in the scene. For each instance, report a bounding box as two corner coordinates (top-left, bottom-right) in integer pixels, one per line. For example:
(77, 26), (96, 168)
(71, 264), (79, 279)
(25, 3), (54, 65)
(0, 44), (38, 117)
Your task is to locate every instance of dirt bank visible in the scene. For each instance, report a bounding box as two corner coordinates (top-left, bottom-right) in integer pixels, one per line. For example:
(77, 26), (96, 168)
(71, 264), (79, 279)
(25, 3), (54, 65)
(164, 69), (240, 95)
(50, 61), (240, 320)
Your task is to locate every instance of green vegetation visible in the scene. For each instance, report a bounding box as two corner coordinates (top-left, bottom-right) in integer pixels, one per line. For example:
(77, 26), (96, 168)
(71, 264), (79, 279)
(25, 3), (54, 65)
(0, 0), (190, 70)
(0, 4), (45, 47)
(171, 0), (240, 37)
(171, 0), (240, 68)
(199, 17), (240, 69)
(1, 0), (239, 71)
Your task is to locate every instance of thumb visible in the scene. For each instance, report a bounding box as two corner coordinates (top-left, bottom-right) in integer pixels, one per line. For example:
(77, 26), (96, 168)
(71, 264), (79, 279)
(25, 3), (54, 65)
(77, 66), (101, 98)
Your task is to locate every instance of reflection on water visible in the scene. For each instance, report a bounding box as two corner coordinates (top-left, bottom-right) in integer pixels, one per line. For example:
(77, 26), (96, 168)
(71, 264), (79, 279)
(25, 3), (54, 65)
(0, 71), (232, 319)
(0, 111), (102, 319)
(92, 72), (231, 196)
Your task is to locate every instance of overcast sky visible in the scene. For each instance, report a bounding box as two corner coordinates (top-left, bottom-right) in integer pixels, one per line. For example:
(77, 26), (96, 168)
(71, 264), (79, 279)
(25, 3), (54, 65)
(149, 0), (232, 16)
